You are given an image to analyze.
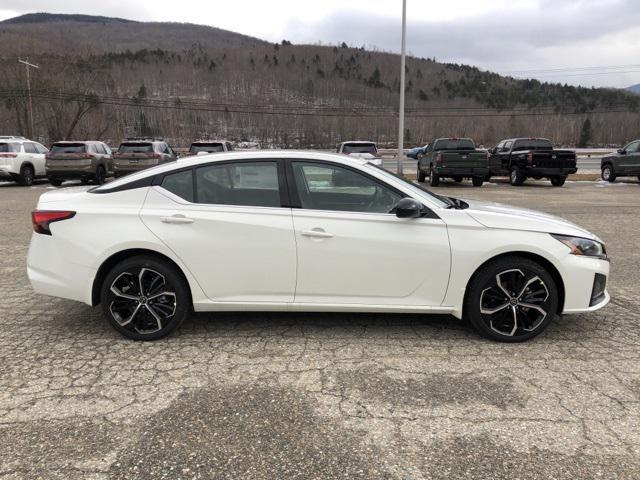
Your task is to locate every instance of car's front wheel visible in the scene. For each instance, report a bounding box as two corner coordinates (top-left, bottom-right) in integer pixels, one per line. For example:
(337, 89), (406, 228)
(464, 256), (558, 342)
(601, 164), (616, 183)
(416, 165), (426, 182)
(550, 176), (567, 187)
(100, 255), (191, 340)
(509, 167), (526, 186)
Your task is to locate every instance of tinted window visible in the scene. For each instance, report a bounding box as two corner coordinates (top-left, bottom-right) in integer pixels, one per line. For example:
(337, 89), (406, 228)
(342, 143), (377, 154)
(161, 170), (194, 202)
(433, 139), (475, 150)
(24, 143), (38, 154)
(292, 162), (402, 213)
(34, 143), (48, 154)
(513, 139), (553, 151)
(119, 143), (153, 153)
(503, 141), (513, 152)
(93, 143), (105, 154)
(196, 162), (280, 207)
(190, 143), (224, 154)
(0, 143), (18, 153)
(50, 143), (86, 154)
(624, 141), (640, 153)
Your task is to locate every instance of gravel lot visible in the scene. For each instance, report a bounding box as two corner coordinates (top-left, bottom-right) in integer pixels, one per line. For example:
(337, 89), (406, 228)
(1, 178), (639, 479)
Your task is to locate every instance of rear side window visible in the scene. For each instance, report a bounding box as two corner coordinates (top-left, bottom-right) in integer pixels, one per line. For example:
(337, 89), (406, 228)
(50, 143), (86, 154)
(161, 170), (194, 202)
(119, 143), (153, 153)
(195, 162), (280, 207)
(24, 143), (38, 154)
(0, 143), (18, 153)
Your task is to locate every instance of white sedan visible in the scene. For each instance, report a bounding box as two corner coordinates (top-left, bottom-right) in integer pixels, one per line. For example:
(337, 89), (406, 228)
(27, 151), (610, 341)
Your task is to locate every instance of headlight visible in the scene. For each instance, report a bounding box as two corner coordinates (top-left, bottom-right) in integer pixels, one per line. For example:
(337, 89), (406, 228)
(551, 234), (607, 260)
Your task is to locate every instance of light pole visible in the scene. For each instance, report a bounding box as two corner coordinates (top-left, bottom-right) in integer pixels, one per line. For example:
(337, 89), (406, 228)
(397, 0), (407, 175)
(18, 58), (40, 139)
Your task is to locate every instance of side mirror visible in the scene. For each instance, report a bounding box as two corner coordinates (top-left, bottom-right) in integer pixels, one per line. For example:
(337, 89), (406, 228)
(617, 149), (625, 154)
(395, 198), (423, 218)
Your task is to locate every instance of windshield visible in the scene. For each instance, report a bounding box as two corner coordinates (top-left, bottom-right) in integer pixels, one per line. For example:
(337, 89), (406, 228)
(0, 143), (18, 153)
(50, 143), (86, 154)
(190, 143), (224, 153)
(342, 143), (377, 154)
(368, 164), (449, 208)
(513, 139), (553, 151)
(119, 143), (153, 153)
(434, 139), (475, 151)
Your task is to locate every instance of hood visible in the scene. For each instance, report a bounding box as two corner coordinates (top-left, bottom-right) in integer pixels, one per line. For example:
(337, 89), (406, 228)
(463, 199), (600, 241)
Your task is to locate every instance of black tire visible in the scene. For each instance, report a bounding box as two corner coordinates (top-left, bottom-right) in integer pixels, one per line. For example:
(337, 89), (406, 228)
(464, 256), (558, 342)
(472, 176), (484, 187)
(453, 176), (463, 183)
(416, 165), (426, 183)
(509, 167), (526, 186)
(48, 177), (63, 187)
(601, 164), (616, 183)
(17, 164), (34, 186)
(550, 176), (566, 187)
(100, 255), (191, 341)
(429, 165), (440, 186)
(95, 165), (106, 185)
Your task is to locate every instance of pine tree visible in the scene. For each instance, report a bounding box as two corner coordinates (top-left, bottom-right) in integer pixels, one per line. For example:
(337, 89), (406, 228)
(578, 118), (592, 147)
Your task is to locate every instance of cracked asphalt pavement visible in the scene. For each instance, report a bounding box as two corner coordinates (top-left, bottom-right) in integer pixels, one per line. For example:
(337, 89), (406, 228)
(1, 178), (639, 479)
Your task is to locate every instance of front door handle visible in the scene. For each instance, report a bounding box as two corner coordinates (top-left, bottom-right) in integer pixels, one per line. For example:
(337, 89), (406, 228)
(300, 229), (334, 239)
(160, 214), (194, 224)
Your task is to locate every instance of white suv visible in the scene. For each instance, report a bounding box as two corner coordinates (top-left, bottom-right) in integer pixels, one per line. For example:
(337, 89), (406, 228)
(0, 136), (49, 186)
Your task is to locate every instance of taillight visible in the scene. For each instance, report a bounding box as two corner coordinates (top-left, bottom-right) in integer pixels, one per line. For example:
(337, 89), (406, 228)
(436, 153), (443, 165)
(31, 210), (76, 235)
(0, 153), (17, 158)
(527, 153), (533, 164)
(145, 152), (161, 159)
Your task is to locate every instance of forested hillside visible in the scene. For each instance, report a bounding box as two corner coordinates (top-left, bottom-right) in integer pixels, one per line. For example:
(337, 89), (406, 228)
(1, 13), (638, 148)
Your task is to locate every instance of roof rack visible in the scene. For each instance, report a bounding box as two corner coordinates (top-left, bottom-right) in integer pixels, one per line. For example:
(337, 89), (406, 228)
(0, 135), (27, 140)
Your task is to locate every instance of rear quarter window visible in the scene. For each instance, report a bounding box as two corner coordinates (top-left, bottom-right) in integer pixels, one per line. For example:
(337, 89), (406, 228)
(161, 170), (194, 202)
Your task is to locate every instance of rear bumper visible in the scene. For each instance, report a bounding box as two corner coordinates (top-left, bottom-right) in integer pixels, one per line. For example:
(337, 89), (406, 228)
(113, 163), (158, 175)
(524, 167), (577, 176)
(46, 166), (96, 178)
(434, 167), (489, 177)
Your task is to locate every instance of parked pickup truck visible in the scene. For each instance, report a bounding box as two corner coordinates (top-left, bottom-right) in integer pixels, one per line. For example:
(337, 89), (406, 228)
(417, 138), (489, 187)
(488, 138), (577, 186)
(600, 139), (640, 183)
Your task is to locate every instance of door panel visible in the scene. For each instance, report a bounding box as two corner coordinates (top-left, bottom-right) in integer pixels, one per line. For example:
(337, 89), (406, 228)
(141, 187), (296, 303)
(291, 210), (451, 306)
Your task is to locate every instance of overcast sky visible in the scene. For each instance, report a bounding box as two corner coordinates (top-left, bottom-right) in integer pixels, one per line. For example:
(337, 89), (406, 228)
(1, 0), (639, 88)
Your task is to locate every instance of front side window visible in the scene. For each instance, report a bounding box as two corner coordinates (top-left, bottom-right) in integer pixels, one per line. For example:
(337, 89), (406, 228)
(292, 162), (401, 213)
(196, 161), (280, 207)
(503, 141), (513, 152)
(161, 170), (194, 202)
(624, 141), (640, 153)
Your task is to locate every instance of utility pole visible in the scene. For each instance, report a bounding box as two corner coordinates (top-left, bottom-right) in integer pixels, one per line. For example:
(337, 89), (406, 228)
(18, 58), (40, 139)
(397, 0), (407, 175)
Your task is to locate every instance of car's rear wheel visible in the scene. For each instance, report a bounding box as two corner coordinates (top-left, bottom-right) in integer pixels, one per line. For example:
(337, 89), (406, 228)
(429, 165), (440, 186)
(95, 165), (106, 185)
(416, 165), (426, 182)
(509, 167), (526, 186)
(464, 256), (558, 342)
(100, 255), (191, 340)
(48, 177), (63, 187)
(601, 164), (616, 182)
(472, 176), (484, 187)
(18, 164), (34, 186)
(550, 176), (567, 187)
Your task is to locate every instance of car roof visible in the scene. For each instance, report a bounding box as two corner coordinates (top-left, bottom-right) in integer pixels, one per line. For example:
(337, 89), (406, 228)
(96, 150), (370, 191)
(191, 140), (227, 144)
(340, 140), (377, 145)
(0, 136), (36, 144)
(52, 140), (102, 144)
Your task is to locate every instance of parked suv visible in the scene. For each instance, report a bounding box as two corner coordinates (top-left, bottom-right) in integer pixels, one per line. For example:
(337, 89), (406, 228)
(113, 138), (177, 177)
(46, 141), (113, 186)
(0, 136), (48, 186)
(337, 141), (382, 166)
(188, 140), (233, 156)
(601, 140), (640, 182)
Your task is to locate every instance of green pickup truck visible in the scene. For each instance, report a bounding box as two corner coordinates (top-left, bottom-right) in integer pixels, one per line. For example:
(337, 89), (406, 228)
(416, 138), (489, 187)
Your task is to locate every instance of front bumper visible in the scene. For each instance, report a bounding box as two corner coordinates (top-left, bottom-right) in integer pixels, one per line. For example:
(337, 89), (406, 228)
(561, 256), (610, 314)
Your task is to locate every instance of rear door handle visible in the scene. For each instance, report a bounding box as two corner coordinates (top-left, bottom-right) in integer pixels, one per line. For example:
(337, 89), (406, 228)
(160, 214), (194, 224)
(300, 229), (334, 239)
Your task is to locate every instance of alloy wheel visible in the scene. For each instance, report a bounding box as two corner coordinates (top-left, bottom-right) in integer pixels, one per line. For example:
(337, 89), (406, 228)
(107, 268), (177, 335)
(479, 268), (550, 337)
